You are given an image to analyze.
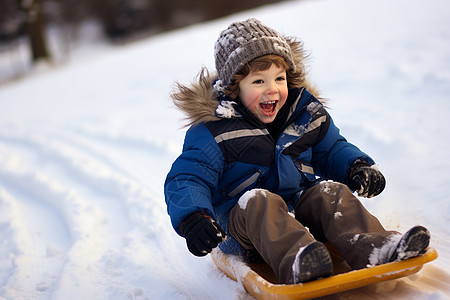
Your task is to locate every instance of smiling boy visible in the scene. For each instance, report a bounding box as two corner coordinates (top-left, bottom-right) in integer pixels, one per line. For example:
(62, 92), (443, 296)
(238, 62), (288, 123)
(164, 19), (430, 284)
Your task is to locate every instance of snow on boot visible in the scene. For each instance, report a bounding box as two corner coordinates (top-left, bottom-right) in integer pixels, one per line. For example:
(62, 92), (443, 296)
(389, 225), (430, 262)
(290, 241), (334, 284)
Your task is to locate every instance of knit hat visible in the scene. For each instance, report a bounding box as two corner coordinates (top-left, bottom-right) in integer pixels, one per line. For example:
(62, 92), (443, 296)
(213, 18), (296, 92)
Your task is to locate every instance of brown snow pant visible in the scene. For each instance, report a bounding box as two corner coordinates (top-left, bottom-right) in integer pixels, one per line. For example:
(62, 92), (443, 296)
(228, 182), (399, 283)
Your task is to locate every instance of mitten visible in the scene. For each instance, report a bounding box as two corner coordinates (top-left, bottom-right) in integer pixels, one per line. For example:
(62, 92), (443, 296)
(349, 162), (386, 198)
(180, 212), (226, 257)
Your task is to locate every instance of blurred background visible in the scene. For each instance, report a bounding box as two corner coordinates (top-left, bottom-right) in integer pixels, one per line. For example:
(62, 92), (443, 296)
(0, 0), (285, 84)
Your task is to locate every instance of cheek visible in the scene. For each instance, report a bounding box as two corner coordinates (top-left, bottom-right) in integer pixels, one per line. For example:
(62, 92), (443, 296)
(279, 88), (288, 105)
(240, 89), (261, 109)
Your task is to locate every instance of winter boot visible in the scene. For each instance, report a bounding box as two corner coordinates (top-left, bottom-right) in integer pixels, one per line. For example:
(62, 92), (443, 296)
(290, 241), (334, 284)
(389, 225), (430, 262)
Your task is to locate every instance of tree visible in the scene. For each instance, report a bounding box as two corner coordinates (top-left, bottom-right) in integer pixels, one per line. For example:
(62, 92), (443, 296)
(22, 0), (51, 62)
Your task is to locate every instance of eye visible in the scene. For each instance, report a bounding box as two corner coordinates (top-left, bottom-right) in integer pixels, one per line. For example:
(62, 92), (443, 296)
(276, 76), (286, 82)
(252, 79), (264, 84)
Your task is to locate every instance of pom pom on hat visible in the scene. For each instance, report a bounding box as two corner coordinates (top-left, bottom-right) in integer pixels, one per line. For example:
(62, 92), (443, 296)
(214, 18), (296, 92)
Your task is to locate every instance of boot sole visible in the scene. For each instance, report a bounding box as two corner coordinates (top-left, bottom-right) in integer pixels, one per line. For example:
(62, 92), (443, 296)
(389, 226), (430, 262)
(292, 242), (334, 284)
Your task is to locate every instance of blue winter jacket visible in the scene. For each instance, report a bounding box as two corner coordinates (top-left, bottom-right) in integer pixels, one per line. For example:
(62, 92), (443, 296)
(164, 87), (374, 254)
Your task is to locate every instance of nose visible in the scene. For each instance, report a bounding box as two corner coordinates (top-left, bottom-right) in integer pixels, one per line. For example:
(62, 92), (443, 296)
(265, 81), (278, 95)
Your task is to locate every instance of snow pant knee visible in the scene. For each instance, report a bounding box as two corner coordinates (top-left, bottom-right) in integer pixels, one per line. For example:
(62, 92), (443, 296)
(228, 189), (315, 283)
(295, 181), (399, 269)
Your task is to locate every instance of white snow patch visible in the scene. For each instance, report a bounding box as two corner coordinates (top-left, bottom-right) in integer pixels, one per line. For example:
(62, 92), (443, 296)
(334, 211), (343, 219)
(238, 189), (267, 210)
(291, 245), (308, 284)
(350, 234), (361, 245)
(368, 234), (402, 267)
(212, 79), (225, 92)
(215, 100), (239, 118)
(319, 180), (340, 199)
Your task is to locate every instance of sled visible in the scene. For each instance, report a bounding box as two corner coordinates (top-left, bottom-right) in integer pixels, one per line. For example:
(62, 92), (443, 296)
(211, 246), (438, 299)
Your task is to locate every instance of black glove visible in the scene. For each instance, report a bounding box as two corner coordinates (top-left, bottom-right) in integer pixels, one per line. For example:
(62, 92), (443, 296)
(180, 212), (226, 257)
(349, 162), (386, 198)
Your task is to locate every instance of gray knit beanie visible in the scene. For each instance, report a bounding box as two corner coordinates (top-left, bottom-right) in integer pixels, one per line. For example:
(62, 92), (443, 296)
(213, 18), (296, 92)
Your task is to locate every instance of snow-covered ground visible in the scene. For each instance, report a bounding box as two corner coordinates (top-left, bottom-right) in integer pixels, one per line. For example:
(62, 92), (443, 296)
(1, 0), (450, 299)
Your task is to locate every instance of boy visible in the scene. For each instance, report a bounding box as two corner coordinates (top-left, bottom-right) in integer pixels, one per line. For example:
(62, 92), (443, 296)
(164, 18), (430, 284)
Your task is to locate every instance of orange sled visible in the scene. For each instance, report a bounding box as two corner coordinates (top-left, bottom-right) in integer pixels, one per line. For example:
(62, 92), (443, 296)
(211, 247), (438, 299)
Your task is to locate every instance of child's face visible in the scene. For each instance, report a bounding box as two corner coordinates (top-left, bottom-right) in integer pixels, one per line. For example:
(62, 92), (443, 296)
(238, 64), (288, 124)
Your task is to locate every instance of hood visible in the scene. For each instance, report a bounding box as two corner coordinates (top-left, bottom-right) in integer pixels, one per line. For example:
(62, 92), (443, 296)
(170, 37), (324, 127)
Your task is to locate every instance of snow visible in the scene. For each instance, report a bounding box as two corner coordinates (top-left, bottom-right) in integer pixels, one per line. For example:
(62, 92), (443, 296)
(238, 189), (267, 210)
(1, 0), (450, 299)
(334, 212), (342, 219)
(291, 245), (308, 284)
(369, 234), (402, 267)
(215, 100), (239, 119)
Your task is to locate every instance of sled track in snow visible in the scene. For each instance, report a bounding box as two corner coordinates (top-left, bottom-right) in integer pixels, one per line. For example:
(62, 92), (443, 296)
(0, 124), (248, 299)
(0, 124), (173, 298)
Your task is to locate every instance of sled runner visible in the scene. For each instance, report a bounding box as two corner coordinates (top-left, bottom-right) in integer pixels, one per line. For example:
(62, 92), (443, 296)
(211, 247), (438, 299)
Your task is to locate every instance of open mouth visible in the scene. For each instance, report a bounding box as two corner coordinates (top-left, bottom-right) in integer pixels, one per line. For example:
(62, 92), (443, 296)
(259, 100), (278, 116)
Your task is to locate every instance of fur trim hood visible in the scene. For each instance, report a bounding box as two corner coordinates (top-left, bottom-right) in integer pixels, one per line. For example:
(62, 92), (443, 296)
(170, 37), (323, 127)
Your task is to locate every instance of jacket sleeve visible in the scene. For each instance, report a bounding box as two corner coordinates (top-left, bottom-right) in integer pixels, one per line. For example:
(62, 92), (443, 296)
(164, 124), (224, 235)
(311, 110), (375, 184)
